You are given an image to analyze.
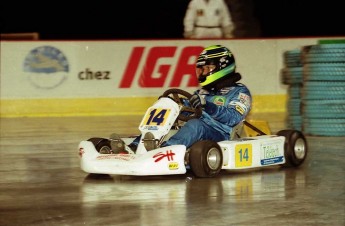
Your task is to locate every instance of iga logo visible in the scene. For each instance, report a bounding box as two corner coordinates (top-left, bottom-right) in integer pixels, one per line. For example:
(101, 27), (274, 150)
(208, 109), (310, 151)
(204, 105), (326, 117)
(23, 46), (69, 89)
(120, 46), (204, 88)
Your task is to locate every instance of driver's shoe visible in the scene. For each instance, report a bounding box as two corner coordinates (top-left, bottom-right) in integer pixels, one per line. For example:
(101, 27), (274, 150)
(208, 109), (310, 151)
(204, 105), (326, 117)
(110, 133), (135, 154)
(143, 132), (157, 151)
(110, 133), (127, 154)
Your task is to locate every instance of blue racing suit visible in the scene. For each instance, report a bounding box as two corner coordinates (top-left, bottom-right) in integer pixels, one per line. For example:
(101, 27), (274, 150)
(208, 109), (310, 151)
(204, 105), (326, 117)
(162, 83), (251, 148)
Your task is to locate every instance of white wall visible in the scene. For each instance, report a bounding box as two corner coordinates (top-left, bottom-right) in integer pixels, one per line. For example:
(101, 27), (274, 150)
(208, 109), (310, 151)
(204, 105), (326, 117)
(2, 38), (339, 99)
(1, 37), (343, 117)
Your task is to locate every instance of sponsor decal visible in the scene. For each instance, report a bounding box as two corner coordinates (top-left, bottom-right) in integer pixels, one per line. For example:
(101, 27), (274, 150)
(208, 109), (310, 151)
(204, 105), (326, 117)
(153, 150), (175, 162)
(260, 142), (283, 165)
(96, 154), (135, 161)
(213, 96), (226, 106)
(229, 101), (247, 115)
(219, 87), (233, 95)
(143, 126), (159, 130)
(79, 148), (85, 157)
(238, 93), (251, 107)
(141, 108), (171, 126)
(235, 144), (252, 167)
(235, 105), (245, 115)
(168, 162), (179, 170)
(23, 46), (69, 89)
(119, 46), (203, 88)
(261, 157), (284, 165)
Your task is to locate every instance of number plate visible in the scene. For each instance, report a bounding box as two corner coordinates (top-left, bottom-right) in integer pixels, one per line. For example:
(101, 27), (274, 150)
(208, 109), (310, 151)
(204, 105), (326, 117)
(140, 108), (171, 127)
(235, 144), (252, 167)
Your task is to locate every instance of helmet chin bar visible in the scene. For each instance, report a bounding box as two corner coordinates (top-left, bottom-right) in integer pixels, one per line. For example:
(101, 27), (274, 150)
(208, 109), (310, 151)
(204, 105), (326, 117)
(198, 74), (207, 83)
(203, 72), (242, 91)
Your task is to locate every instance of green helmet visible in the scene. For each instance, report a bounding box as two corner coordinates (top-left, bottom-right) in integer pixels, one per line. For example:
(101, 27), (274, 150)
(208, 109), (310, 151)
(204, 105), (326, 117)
(196, 45), (236, 89)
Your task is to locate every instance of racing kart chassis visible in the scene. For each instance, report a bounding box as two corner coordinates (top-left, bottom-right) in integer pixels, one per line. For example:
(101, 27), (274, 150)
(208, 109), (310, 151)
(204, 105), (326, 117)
(78, 89), (308, 178)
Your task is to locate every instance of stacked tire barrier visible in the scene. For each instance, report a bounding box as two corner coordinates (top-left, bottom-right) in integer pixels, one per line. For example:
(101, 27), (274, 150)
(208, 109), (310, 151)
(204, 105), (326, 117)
(301, 44), (345, 136)
(281, 49), (304, 131)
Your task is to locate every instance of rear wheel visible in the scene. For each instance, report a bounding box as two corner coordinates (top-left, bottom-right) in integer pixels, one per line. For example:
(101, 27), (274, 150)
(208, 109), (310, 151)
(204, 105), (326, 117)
(189, 140), (223, 178)
(87, 138), (112, 154)
(276, 130), (308, 167)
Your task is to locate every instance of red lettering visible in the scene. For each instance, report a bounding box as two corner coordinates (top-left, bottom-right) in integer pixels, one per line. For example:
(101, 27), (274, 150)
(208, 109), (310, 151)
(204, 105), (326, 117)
(120, 46), (205, 89)
(119, 47), (145, 88)
(139, 46), (177, 87)
(170, 46), (203, 87)
(153, 150), (175, 162)
(79, 148), (84, 157)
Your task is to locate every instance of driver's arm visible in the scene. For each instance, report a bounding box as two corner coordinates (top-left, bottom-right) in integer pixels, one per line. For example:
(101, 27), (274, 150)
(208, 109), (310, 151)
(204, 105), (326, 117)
(203, 89), (251, 127)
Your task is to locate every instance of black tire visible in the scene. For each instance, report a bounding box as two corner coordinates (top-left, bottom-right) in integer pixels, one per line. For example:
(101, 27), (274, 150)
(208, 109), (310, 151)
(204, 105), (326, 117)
(189, 140), (223, 178)
(87, 137), (112, 154)
(276, 130), (308, 167)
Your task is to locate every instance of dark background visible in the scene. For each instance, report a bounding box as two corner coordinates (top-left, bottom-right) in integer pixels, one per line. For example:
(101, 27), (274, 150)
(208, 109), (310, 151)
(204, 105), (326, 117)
(1, 0), (344, 40)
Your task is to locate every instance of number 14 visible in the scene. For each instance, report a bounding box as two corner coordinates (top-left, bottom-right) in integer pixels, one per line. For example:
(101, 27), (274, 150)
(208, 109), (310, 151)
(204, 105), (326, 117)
(235, 144), (252, 167)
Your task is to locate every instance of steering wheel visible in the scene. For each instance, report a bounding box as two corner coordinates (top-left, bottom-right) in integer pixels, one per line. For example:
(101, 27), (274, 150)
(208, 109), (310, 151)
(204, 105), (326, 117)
(161, 88), (202, 122)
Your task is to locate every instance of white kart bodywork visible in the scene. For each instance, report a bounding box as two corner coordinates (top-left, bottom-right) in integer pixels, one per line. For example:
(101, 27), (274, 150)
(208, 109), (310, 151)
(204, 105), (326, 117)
(80, 141), (187, 176)
(79, 97), (189, 176)
(219, 135), (285, 170)
(78, 89), (307, 177)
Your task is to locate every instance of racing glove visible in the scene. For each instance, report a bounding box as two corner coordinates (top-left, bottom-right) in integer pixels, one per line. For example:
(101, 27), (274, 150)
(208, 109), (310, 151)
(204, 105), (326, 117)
(189, 94), (206, 109)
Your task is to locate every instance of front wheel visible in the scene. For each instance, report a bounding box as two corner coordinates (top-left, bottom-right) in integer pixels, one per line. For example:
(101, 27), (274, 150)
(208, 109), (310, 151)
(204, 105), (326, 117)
(276, 130), (308, 167)
(189, 140), (223, 178)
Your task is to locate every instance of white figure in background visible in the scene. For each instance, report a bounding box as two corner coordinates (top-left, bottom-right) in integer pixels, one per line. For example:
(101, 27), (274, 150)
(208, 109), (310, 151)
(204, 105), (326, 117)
(183, 0), (235, 39)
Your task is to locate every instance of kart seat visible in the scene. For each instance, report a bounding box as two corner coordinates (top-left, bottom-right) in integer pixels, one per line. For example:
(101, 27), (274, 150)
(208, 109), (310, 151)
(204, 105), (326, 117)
(229, 121), (244, 140)
(230, 120), (269, 139)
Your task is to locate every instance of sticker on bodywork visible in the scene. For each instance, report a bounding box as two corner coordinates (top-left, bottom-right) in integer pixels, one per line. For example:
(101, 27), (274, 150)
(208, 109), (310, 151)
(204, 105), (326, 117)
(260, 142), (284, 165)
(212, 96), (226, 106)
(169, 162), (179, 170)
(96, 154), (136, 161)
(153, 150), (175, 162)
(235, 144), (252, 167)
(141, 108), (171, 127)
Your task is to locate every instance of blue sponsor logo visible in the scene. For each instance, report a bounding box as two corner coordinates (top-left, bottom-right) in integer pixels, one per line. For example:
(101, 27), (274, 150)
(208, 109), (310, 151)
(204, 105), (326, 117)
(261, 156), (283, 165)
(143, 126), (159, 130)
(23, 46), (69, 89)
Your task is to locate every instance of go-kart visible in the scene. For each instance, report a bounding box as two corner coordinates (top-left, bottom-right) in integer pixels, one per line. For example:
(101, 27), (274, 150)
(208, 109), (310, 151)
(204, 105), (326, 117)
(78, 89), (308, 178)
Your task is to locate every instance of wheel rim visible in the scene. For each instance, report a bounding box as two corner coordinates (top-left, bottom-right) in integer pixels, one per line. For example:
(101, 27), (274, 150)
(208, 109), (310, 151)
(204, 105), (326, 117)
(207, 147), (221, 170)
(294, 138), (306, 159)
(99, 146), (111, 154)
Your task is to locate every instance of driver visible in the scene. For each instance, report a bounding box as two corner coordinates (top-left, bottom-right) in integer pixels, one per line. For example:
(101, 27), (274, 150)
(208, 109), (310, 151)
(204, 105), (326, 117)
(126, 45), (252, 152)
